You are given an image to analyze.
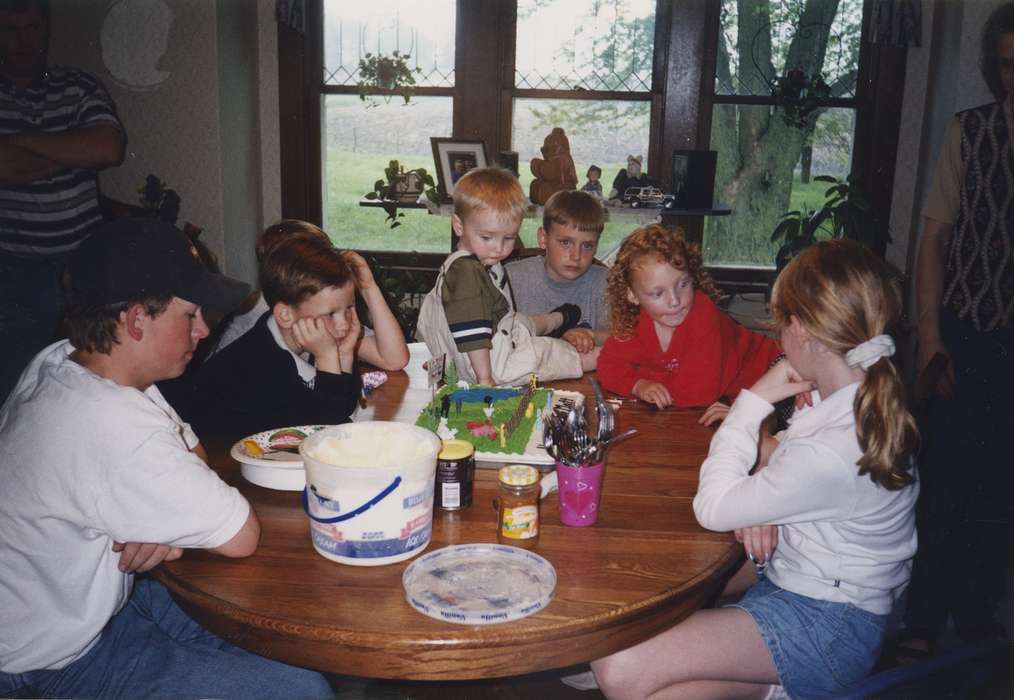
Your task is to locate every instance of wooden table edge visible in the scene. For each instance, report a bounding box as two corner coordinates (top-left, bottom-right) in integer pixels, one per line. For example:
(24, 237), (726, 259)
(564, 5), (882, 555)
(153, 544), (742, 680)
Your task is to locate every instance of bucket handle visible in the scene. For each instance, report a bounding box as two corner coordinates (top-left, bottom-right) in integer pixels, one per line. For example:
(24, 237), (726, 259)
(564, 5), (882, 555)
(301, 476), (402, 524)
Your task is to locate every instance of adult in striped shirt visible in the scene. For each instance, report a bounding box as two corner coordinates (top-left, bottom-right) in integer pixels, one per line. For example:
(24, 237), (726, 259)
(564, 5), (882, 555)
(0, 0), (125, 404)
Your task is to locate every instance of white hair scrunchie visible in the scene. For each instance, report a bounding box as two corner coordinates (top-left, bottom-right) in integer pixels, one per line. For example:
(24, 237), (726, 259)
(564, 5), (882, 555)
(845, 335), (895, 370)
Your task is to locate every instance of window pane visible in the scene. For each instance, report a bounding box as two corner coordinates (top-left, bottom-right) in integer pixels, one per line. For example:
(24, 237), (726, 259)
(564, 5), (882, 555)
(512, 97), (651, 250)
(515, 0), (655, 92)
(323, 95), (452, 252)
(703, 105), (855, 267)
(323, 0), (455, 88)
(715, 0), (862, 97)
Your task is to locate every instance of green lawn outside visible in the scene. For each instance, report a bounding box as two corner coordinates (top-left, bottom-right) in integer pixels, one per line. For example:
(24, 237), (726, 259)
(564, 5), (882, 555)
(325, 147), (822, 267)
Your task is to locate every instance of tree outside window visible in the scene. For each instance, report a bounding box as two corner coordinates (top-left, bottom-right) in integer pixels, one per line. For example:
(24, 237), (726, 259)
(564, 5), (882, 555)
(705, 0), (864, 268)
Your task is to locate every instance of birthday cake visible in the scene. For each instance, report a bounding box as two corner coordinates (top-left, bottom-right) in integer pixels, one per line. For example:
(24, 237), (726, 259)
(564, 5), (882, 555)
(415, 380), (583, 465)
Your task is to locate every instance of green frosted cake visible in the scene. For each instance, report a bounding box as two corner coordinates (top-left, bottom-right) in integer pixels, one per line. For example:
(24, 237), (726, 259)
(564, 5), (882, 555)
(415, 382), (582, 465)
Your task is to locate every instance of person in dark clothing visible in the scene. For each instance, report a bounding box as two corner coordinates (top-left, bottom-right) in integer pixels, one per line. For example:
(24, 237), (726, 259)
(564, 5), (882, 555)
(896, 2), (1014, 662)
(181, 236), (362, 441)
(0, 0), (126, 404)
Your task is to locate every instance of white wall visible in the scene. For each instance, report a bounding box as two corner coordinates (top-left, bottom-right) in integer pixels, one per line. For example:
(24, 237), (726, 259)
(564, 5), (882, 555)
(889, 0), (1000, 277)
(48, 0), (281, 285)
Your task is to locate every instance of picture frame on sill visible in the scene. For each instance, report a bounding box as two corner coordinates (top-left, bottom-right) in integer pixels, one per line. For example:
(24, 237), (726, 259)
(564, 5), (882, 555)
(671, 150), (717, 210)
(431, 138), (490, 202)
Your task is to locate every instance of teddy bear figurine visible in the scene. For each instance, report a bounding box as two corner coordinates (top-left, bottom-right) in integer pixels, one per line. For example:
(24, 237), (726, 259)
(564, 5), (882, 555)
(529, 127), (578, 205)
(608, 154), (655, 203)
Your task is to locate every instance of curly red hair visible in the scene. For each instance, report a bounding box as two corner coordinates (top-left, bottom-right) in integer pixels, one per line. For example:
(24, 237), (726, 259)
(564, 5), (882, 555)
(606, 224), (719, 339)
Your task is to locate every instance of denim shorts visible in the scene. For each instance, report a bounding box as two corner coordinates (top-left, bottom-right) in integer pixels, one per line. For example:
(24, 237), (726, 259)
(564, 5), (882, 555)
(729, 576), (888, 699)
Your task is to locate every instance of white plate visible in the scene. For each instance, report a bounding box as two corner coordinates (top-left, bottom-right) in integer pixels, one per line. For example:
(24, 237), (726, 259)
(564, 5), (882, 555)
(240, 461), (307, 491)
(230, 425), (330, 491)
(402, 544), (556, 625)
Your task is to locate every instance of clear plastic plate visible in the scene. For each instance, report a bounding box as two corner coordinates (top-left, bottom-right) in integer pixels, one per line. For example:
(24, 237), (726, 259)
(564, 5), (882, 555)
(402, 544), (556, 625)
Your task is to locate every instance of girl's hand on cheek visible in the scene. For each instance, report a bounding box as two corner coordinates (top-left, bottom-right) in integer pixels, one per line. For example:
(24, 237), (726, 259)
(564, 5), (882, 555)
(632, 379), (672, 409)
(749, 360), (814, 405)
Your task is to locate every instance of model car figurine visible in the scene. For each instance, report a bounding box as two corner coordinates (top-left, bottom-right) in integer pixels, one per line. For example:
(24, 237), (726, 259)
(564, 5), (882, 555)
(623, 186), (677, 209)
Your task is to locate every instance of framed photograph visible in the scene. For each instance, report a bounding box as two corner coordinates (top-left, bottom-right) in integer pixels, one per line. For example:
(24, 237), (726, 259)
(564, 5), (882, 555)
(431, 138), (490, 202)
(670, 150), (717, 209)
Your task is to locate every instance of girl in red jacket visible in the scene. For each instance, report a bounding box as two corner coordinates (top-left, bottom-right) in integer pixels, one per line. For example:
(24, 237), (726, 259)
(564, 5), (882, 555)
(598, 225), (781, 416)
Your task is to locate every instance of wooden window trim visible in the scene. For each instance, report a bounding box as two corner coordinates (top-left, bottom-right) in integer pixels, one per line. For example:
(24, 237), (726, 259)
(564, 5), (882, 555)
(279, 0), (906, 288)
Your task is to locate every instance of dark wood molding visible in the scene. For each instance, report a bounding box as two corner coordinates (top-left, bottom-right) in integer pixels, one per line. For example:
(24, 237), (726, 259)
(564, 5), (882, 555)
(277, 17), (308, 222)
(851, 3), (908, 259)
(277, 0), (908, 275)
(658, 0), (710, 195)
(512, 88), (653, 101)
(456, 0), (509, 154)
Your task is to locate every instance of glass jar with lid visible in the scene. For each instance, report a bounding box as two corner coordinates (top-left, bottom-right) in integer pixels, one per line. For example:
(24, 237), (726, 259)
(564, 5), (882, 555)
(496, 464), (541, 549)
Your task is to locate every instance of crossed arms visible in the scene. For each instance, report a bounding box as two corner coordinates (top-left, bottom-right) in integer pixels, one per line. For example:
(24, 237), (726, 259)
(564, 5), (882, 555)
(0, 124), (125, 186)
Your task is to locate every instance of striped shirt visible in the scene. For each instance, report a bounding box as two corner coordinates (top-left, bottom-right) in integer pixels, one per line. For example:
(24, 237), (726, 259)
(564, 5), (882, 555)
(0, 66), (122, 256)
(440, 255), (511, 352)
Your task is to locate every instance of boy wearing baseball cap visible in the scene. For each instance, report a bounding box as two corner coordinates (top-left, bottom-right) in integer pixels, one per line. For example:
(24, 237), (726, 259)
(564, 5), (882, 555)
(0, 219), (333, 699)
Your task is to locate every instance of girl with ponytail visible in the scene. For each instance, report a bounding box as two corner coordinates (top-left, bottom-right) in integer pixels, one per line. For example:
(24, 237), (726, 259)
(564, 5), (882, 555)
(591, 240), (919, 700)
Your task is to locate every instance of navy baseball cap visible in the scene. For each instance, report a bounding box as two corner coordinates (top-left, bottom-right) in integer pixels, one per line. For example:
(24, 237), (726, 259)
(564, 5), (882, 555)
(68, 218), (250, 312)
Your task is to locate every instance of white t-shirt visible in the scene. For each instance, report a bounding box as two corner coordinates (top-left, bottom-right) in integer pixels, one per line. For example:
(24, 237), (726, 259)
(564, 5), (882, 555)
(694, 385), (918, 615)
(0, 341), (250, 673)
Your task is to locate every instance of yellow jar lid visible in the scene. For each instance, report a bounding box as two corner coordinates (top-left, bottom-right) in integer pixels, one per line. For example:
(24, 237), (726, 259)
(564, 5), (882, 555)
(499, 464), (539, 486)
(439, 439), (475, 460)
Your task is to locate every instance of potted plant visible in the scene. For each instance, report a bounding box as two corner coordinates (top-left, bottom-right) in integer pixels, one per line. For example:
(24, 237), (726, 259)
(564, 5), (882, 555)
(770, 68), (832, 130)
(357, 51), (420, 108)
(363, 160), (439, 228)
(770, 175), (889, 271)
(138, 174), (181, 225)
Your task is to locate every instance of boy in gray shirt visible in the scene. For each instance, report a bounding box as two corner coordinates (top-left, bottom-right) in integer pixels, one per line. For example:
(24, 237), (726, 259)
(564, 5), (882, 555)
(506, 190), (609, 356)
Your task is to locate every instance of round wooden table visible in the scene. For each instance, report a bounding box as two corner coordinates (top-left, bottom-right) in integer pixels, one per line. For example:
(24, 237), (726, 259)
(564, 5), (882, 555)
(154, 346), (741, 681)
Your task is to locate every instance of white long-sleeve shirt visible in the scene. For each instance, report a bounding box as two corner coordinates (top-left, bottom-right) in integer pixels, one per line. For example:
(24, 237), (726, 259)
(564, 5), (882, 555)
(693, 386), (918, 614)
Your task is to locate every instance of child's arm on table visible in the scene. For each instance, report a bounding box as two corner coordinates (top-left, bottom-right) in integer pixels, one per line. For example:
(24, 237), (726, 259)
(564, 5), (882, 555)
(694, 361), (842, 532)
(344, 251), (409, 371)
(562, 327), (597, 353)
(597, 335), (645, 395)
(632, 379), (672, 409)
(529, 312), (559, 336)
(735, 418), (781, 564)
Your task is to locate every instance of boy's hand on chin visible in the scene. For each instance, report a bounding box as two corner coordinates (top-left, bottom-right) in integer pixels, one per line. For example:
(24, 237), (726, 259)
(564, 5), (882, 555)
(632, 379), (672, 409)
(292, 317), (338, 360)
(336, 309), (362, 355)
(562, 328), (595, 353)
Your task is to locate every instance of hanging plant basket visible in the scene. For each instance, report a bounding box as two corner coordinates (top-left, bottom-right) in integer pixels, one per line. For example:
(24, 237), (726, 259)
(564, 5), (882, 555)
(363, 159), (439, 228)
(357, 51), (420, 108)
(770, 68), (832, 130)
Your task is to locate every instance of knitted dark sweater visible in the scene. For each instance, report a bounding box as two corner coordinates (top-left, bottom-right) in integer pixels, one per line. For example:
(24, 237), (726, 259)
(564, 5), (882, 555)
(945, 101), (1014, 332)
(180, 312), (361, 441)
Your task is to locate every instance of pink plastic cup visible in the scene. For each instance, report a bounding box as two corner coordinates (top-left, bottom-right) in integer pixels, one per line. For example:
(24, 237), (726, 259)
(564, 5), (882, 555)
(555, 460), (604, 527)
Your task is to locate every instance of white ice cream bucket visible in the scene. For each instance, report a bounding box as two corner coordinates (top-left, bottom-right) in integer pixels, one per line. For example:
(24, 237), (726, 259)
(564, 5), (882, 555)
(300, 422), (441, 566)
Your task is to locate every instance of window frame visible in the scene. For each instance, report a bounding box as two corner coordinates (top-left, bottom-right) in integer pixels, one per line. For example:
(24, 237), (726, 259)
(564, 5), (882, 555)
(279, 0), (906, 289)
